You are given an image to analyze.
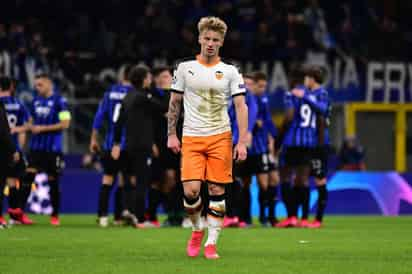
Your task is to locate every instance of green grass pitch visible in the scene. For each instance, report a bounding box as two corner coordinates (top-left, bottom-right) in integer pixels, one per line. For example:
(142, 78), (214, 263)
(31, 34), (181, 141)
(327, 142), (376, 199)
(0, 215), (411, 274)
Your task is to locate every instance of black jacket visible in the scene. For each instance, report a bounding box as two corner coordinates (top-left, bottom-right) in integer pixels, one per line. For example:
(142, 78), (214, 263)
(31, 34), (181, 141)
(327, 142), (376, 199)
(114, 88), (168, 153)
(0, 102), (16, 161)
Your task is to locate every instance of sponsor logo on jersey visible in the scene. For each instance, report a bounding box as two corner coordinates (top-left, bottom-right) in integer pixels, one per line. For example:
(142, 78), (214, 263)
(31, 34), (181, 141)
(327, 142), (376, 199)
(215, 71), (223, 80)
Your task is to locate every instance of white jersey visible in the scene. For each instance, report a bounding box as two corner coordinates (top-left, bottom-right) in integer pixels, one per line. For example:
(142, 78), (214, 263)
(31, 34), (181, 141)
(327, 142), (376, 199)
(171, 56), (246, 137)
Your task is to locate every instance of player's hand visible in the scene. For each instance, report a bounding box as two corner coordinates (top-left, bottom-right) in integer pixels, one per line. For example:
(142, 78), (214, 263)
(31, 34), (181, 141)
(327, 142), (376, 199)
(152, 144), (160, 158)
(10, 127), (18, 134)
(89, 138), (101, 153)
(167, 134), (181, 154)
(256, 119), (263, 128)
(111, 145), (121, 160)
(31, 125), (44, 135)
(291, 88), (305, 98)
(13, 151), (20, 163)
(233, 142), (247, 162)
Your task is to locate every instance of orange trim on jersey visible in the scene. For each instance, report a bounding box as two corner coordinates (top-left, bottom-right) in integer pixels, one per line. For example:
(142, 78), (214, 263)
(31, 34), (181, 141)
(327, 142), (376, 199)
(196, 54), (221, 67)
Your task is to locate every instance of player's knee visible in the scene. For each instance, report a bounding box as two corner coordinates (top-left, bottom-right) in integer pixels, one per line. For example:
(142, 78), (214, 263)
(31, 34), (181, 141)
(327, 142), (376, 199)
(208, 182), (225, 196)
(184, 188), (200, 200)
(129, 176), (137, 187)
(315, 177), (327, 186)
(102, 175), (114, 185)
(6, 178), (17, 188)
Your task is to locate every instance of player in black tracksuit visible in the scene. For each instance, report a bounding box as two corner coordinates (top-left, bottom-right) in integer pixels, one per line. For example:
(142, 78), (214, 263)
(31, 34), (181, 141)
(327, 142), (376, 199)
(112, 65), (168, 227)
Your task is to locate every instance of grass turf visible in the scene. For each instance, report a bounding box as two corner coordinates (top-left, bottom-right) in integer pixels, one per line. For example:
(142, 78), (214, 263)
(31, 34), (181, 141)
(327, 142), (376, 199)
(0, 215), (411, 274)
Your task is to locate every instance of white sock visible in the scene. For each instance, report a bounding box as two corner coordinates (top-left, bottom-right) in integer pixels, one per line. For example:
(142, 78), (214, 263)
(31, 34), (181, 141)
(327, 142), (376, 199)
(183, 197), (203, 231)
(205, 198), (225, 246)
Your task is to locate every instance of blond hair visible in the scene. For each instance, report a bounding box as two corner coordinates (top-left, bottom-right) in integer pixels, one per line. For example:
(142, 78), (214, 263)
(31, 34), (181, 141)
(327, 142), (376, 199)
(198, 16), (227, 37)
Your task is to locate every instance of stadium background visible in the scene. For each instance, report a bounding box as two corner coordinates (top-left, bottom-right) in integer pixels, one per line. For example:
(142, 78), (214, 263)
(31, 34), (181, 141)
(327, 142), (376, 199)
(1, 0), (412, 215)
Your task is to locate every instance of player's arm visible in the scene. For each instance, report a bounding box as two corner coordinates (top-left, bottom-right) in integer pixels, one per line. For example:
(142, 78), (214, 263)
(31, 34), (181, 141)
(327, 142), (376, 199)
(275, 92), (294, 150)
(31, 97), (71, 134)
(292, 88), (328, 115)
(167, 92), (183, 153)
(90, 96), (107, 153)
(234, 94), (248, 146)
(246, 94), (258, 146)
(112, 93), (131, 160)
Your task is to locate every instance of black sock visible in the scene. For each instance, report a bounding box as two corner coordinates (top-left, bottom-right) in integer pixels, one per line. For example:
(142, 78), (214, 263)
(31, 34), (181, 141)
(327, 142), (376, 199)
(290, 185), (299, 217)
(316, 185), (328, 222)
(281, 182), (291, 217)
(124, 183), (137, 215)
(8, 186), (19, 209)
(49, 178), (60, 217)
(147, 187), (162, 221)
(135, 179), (148, 224)
(268, 185), (278, 222)
(200, 183), (209, 217)
(20, 172), (35, 210)
(114, 186), (124, 220)
(98, 184), (112, 217)
(240, 185), (251, 224)
(301, 186), (310, 220)
(258, 189), (267, 224)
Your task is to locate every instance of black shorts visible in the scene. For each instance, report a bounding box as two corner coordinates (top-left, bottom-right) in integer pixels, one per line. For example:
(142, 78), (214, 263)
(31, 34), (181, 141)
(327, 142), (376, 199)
(151, 150), (180, 182)
(236, 153), (275, 177)
(100, 150), (131, 176)
(28, 151), (65, 177)
(282, 147), (314, 168)
(7, 152), (27, 178)
(310, 146), (329, 179)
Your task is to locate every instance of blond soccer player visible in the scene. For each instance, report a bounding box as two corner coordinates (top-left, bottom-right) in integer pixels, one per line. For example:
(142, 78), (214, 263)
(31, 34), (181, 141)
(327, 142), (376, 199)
(167, 17), (248, 259)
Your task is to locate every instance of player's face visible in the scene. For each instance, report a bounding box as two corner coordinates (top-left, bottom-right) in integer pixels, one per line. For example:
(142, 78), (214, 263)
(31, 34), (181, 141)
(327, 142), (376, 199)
(155, 70), (172, 89)
(199, 30), (224, 58)
(244, 78), (255, 91)
(143, 72), (152, 89)
(34, 78), (52, 96)
(255, 80), (267, 95)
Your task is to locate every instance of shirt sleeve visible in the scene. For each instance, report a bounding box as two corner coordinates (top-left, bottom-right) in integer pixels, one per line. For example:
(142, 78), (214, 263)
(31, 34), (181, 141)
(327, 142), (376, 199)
(170, 63), (185, 93)
(92, 93), (108, 130)
(230, 66), (246, 97)
(58, 96), (71, 121)
(246, 93), (258, 133)
(302, 90), (329, 116)
(262, 96), (277, 138)
(284, 91), (294, 110)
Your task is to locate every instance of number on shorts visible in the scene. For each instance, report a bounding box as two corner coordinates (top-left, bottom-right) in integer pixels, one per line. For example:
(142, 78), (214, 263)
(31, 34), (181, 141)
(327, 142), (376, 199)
(7, 114), (18, 128)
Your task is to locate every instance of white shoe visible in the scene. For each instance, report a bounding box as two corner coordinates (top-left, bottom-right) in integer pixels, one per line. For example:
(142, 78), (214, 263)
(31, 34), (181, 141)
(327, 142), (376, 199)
(122, 210), (138, 226)
(99, 216), (109, 228)
(182, 217), (192, 228)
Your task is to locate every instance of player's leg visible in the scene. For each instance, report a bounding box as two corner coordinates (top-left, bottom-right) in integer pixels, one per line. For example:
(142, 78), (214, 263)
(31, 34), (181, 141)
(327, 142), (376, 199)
(146, 155), (163, 227)
(132, 151), (152, 227)
(294, 164), (311, 227)
(256, 172), (269, 226)
(267, 169), (280, 226)
(162, 168), (181, 226)
(224, 162), (241, 227)
(0, 176), (5, 225)
(309, 147), (329, 228)
(97, 174), (114, 227)
(114, 173), (125, 225)
(47, 153), (65, 226)
(203, 132), (233, 259)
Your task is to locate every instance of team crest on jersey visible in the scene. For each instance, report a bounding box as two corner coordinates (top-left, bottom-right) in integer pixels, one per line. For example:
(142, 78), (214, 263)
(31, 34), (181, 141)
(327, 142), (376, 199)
(215, 71), (223, 80)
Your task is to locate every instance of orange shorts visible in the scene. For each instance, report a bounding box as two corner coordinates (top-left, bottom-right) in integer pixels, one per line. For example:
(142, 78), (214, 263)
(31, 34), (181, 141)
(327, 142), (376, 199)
(181, 131), (233, 184)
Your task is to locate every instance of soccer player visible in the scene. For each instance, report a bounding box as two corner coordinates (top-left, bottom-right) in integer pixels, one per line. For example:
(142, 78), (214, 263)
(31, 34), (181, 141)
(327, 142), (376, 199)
(276, 67), (316, 228)
(291, 66), (330, 228)
(146, 66), (184, 227)
(90, 64), (133, 227)
(167, 16), (248, 259)
(27, 74), (71, 226)
(239, 72), (278, 226)
(225, 73), (257, 228)
(0, 76), (33, 225)
(112, 65), (168, 228)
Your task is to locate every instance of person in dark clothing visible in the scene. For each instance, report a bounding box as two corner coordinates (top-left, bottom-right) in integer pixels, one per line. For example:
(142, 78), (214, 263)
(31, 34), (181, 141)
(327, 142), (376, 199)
(111, 65), (168, 228)
(0, 79), (18, 228)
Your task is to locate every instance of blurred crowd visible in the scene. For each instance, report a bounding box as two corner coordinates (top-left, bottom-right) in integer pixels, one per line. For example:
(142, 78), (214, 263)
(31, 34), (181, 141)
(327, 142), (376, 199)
(0, 0), (411, 91)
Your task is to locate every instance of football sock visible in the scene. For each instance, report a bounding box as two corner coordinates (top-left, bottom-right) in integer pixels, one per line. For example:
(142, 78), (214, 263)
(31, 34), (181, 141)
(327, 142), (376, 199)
(316, 185), (328, 222)
(281, 182), (291, 217)
(147, 187), (162, 221)
(268, 185), (278, 222)
(258, 189), (268, 224)
(8, 186), (19, 209)
(240, 185), (251, 223)
(301, 186), (310, 220)
(98, 184), (112, 217)
(183, 195), (202, 231)
(20, 172), (35, 210)
(49, 178), (60, 217)
(205, 194), (225, 246)
(114, 186), (124, 220)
